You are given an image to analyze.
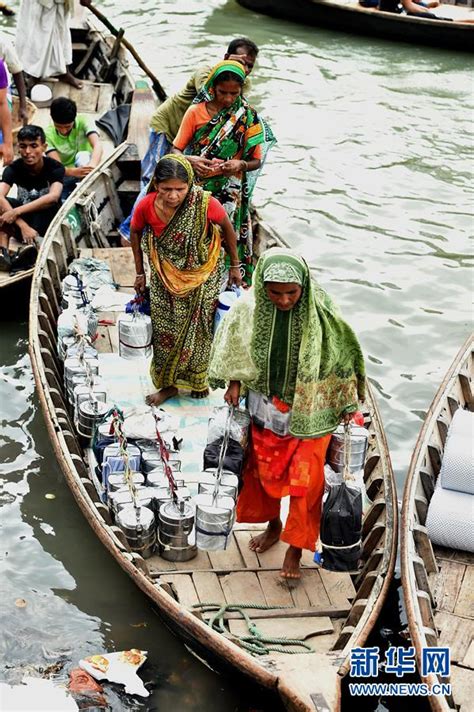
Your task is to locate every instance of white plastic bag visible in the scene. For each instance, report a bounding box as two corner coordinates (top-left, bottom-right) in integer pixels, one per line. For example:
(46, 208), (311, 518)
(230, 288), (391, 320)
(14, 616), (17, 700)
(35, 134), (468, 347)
(207, 405), (250, 448)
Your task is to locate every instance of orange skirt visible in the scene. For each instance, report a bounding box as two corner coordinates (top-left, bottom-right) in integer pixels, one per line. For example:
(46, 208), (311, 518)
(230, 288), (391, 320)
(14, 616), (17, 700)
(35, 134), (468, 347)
(236, 423), (331, 552)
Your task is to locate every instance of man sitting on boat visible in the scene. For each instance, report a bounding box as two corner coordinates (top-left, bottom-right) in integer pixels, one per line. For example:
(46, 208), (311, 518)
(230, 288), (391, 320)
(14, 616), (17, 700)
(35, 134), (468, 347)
(45, 97), (103, 200)
(119, 37), (259, 243)
(0, 125), (64, 273)
(209, 248), (366, 579)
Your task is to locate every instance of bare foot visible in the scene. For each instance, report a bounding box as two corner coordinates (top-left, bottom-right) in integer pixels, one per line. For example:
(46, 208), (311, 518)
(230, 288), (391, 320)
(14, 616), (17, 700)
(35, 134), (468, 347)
(59, 71), (83, 89)
(280, 546), (302, 580)
(145, 386), (178, 406)
(191, 388), (209, 399)
(249, 519), (282, 553)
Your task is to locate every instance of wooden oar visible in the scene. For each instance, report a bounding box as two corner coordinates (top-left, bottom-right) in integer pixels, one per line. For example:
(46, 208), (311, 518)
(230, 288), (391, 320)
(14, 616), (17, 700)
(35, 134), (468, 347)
(84, 2), (167, 102)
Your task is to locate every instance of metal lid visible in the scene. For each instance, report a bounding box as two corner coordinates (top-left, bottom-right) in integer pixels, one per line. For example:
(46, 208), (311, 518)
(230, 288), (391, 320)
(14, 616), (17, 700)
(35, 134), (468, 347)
(78, 400), (109, 418)
(108, 472), (144, 487)
(160, 499), (194, 523)
(118, 504), (154, 528)
(333, 425), (370, 440)
(195, 493), (235, 515)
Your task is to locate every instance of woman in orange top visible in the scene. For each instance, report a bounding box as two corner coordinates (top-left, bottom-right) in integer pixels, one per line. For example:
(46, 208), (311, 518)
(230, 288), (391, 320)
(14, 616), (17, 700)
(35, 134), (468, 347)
(172, 60), (275, 285)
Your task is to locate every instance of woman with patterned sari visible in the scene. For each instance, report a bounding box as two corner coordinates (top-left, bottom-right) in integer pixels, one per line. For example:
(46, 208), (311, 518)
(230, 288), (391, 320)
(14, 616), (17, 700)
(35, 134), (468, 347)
(130, 154), (241, 406)
(209, 248), (365, 579)
(172, 60), (275, 285)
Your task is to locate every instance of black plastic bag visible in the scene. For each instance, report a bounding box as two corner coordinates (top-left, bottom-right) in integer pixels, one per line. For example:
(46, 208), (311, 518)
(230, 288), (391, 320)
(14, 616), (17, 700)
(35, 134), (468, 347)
(203, 437), (245, 476)
(320, 482), (362, 572)
(96, 104), (131, 146)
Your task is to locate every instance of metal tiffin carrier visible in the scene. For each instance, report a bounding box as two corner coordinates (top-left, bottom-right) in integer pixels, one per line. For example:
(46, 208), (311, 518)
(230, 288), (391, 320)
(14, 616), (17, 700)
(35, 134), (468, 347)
(151, 413), (196, 562)
(195, 405), (237, 552)
(326, 423), (369, 475)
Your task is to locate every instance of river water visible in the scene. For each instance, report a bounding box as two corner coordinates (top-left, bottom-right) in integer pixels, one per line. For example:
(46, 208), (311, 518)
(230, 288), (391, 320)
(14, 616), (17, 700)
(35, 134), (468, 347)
(0, 1), (472, 710)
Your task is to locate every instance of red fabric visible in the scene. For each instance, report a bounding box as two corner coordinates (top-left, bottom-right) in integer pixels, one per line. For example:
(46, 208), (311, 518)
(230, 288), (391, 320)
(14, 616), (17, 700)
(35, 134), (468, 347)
(130, 192), (226, 234)
(236, 424), (331, 551)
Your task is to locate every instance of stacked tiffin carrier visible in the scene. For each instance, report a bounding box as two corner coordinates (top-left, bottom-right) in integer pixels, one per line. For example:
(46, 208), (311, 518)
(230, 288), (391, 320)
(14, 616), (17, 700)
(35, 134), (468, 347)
(93, 409), (195, 561)
(56, 259), (116, 445)
(195, 405), (250, 552)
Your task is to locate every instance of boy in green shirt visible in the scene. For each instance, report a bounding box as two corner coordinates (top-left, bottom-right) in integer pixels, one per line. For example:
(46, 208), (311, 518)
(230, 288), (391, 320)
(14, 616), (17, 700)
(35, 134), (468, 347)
(45, 97), (103, 199)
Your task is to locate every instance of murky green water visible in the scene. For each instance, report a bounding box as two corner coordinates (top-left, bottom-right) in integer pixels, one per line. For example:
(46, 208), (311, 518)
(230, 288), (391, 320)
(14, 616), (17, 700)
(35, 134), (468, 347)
(0, 1), (472, 709)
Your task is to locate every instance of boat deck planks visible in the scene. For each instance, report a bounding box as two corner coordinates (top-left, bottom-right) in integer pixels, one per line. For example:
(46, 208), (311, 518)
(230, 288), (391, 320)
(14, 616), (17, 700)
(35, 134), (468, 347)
(220, 571), (267, 606)
(300, 569), (331, 607)
(192, 571), (227, 605)
(233, 530), (261, 569)
(79, 247), (136, 287)
(453, 566), (474, 618)
(430, 559), (466, 613)
(161, 573), (200, 607)
(256, 570), (294, 607)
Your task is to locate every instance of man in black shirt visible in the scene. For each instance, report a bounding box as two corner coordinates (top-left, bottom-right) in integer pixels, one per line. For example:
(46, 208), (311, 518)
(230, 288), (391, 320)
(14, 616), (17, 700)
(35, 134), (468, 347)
(0, 124), (64, 272)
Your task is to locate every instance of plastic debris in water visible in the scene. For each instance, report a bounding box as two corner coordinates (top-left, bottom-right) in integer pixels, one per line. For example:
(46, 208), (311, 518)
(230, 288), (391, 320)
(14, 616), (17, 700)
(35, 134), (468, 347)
(69, 668), (107, 709)
(45, 493), (56, 500)
(79, 649), (148, 697)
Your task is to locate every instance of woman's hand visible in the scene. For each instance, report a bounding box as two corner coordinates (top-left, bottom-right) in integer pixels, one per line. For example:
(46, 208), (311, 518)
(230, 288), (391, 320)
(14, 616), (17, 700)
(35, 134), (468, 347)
(134, 274), (146, 294)
(187, 155), (215, 178)
(228, 266), (243, 287)
(224, 380), (241, 406)
(221, 159), (245, 177)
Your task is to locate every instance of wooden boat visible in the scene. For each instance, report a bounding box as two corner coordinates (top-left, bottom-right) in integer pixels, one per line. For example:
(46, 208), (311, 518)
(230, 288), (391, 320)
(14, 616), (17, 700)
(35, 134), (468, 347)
(0, 7), (138, 291)
(401, 335), (473, 711)
(236, 0), (474, 52)
(28, 136), (397, 709)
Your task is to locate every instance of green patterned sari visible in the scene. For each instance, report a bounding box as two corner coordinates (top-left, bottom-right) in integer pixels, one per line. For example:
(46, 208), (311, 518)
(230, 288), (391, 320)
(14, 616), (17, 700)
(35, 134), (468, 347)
(141, 155), (223, 393)
(209, 248), (366, 438)
(185, 60), (275, 285)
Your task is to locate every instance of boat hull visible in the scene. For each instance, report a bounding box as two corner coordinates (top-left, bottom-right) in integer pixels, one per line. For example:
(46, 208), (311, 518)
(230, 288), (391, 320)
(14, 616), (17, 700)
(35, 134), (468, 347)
(237, 0), (474, 52)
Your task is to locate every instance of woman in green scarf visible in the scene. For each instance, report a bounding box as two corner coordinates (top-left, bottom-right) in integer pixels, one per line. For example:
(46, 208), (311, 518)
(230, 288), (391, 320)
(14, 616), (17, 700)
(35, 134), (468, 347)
(131, 154), (241, 406)
(209, 248), (365, 579)
(172, 60), (275, 285)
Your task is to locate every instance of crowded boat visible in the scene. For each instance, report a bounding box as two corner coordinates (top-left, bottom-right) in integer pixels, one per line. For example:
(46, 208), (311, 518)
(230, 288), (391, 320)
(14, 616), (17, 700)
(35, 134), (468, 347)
(1, 1), (471, 710)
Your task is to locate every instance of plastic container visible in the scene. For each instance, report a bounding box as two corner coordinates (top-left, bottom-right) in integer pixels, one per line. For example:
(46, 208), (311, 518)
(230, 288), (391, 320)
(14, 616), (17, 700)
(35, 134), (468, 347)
(213, 290), (239, 333)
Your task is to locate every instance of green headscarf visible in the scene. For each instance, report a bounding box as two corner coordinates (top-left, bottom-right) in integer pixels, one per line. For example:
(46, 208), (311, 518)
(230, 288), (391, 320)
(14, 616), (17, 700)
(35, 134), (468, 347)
(209, 248), (366, 438)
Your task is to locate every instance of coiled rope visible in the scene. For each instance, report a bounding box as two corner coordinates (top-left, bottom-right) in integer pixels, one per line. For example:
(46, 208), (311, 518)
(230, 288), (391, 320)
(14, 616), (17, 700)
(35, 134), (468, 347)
(192, 603), (314, 655)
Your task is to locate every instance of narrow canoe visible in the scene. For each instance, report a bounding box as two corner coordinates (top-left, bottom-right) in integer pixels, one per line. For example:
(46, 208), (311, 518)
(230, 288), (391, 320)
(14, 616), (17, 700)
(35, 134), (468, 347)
(0, 9), (136, 291)
(28, 147), (398, 710)
(236, 0), (474, 52)
(401, 334), (473, 711)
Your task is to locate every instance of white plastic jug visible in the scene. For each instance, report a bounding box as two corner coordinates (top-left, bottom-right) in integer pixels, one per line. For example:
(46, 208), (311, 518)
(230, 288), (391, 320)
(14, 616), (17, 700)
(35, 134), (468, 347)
(214, 290), (239, 333)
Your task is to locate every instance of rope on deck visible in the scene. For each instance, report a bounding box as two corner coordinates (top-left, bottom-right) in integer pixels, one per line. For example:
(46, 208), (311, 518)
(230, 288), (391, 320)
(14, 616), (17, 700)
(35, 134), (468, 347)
(192, 602), (314, 656)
